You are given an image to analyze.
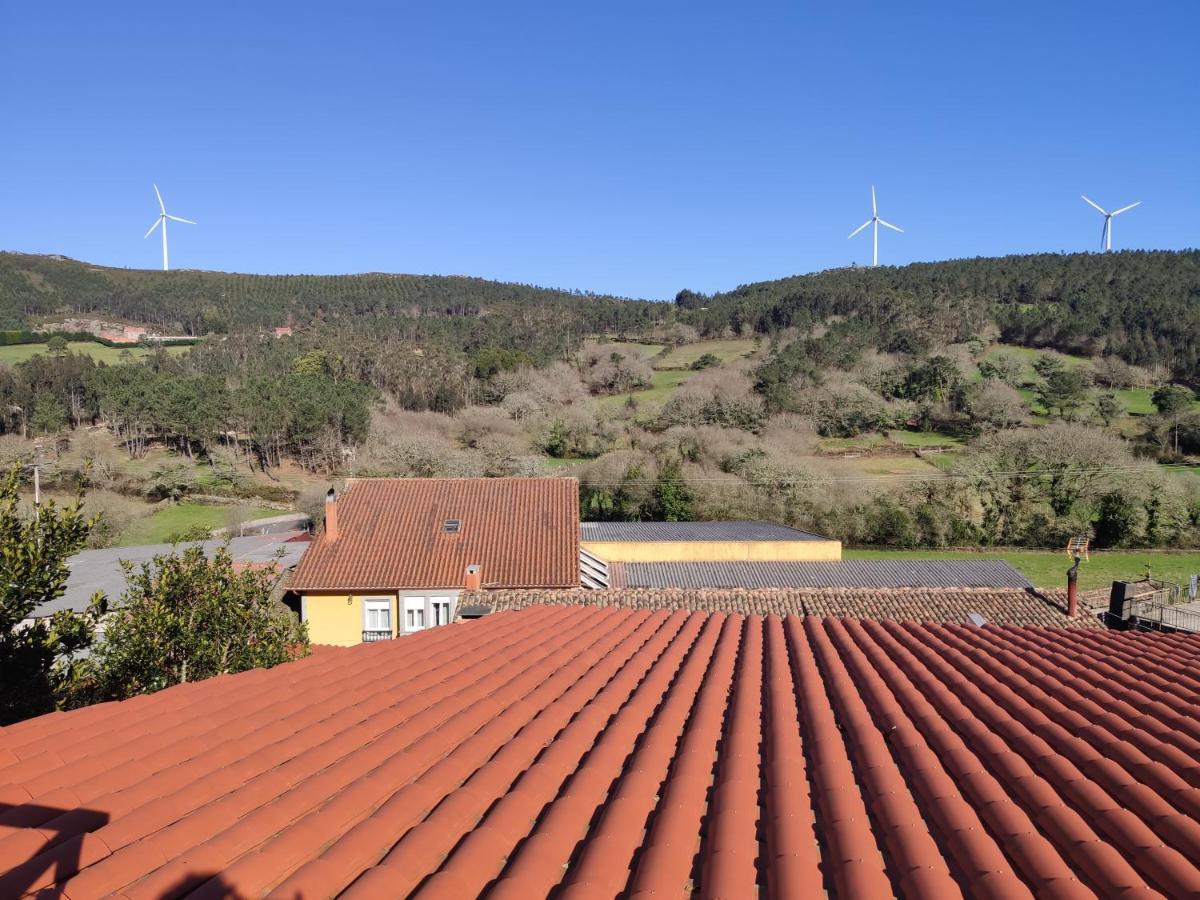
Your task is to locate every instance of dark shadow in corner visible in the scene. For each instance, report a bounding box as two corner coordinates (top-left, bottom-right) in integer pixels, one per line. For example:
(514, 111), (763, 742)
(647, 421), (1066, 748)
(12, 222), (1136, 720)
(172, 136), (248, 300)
(161, 872), (305, 900)
(0, 803), (312, 899)
(0, 802), (108, 896)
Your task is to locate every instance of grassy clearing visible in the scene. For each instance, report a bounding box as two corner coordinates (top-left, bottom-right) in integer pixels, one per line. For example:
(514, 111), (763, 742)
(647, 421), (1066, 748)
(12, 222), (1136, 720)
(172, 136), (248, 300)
(596, 369), (692, 412)
(1111, 387), (1157, 416)
(845, 547), (1200, 591)
(655, 339), (759, 370)
(979, 344), (1091, 376)
(924, 452), (961, 473)
(598, 341), (667, 359)
(116, 502), (278, 546)
(0, 341), (191, 366)
(833, 456), (946, 477)
(887, 430), (964, 448)
(980, 344), (1198, 420)
(817, 433), (891, 453)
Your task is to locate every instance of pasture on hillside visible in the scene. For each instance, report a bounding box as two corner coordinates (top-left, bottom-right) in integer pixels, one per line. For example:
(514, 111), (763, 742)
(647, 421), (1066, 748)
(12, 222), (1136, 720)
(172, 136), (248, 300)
(591, 338), (761, 413)
(654, 338), (759, 370)
(979, 344), (1198, 419)
(0, 341), (191, 366)
(595, 369), (693, 412)
(116, 502), (280, 546)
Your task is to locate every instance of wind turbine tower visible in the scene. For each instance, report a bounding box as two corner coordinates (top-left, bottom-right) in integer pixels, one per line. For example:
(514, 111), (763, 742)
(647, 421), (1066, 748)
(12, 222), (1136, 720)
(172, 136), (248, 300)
(848, 186), (903, 267)
(1081, 195), (1140, 252)
(143, 184), (196, 271)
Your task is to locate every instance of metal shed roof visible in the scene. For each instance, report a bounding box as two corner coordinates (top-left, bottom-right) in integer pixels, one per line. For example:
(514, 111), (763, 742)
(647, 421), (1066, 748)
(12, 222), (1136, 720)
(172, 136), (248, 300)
(579, 520), (830, 543)
(617, 558), (1034, 590)
(33, 533), (310, 618)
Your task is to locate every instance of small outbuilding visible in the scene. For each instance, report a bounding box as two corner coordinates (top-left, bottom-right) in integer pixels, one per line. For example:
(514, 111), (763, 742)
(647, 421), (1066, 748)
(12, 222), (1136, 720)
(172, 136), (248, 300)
(579, 520), (841, 564)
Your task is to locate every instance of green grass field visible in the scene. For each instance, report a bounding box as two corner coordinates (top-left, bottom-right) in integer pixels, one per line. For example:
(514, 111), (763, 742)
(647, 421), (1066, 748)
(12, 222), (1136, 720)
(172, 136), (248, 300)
(598, 341), (667, 359)
(596, 369), (693, 412)
(1111, 387), (1158, 416)
(541, 457), (585, 468)
(828, 456), (945, 477)
(0, 341), (191, 366)
(980, 344), (1197, 419)
(655, 338), (759, 370)
(845, 547), (1200, 591)
(817, 433), (891, 453)
(887, 430), (964, 448)
(979, 344), (1091, 376)
(117, 502), (278, 546)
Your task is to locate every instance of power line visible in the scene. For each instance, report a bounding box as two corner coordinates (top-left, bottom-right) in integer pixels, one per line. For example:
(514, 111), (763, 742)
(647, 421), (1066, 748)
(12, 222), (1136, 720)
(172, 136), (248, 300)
(572, 462), (1193, 487)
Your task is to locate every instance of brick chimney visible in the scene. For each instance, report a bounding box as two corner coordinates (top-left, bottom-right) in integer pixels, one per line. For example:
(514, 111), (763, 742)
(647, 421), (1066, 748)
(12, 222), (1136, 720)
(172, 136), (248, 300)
(465, 564), (482, 591)
(325, 487), (339, 543)
(1066, 554), (1081, 618)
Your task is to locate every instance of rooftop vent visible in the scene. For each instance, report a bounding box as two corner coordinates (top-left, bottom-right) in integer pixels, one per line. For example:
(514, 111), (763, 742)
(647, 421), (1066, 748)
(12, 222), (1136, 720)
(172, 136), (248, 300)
(965, 612), (989, 627)
(443, 519), (461, 534)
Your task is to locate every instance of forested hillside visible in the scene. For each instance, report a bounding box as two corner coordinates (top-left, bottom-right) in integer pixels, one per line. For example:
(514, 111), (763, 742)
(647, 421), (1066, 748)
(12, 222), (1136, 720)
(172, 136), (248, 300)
(7, 250), (1200, 380)
(0, 252), (662, 359)
(679, 250), (1200, 381)
(5, 248), (1200, 554)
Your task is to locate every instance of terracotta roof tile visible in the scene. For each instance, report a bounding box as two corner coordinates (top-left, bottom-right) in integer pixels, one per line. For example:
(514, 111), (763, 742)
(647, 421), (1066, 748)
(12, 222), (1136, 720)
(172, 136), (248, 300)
(3, 605), (1199, 897)
(476, 586), (1100, 628)
(289, 477), (579, 591)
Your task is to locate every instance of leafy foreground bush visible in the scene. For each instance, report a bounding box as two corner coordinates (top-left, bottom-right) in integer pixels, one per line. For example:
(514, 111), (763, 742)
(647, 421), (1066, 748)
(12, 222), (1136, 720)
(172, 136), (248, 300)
(79, 545), (309, 702)
(0, 469), (105, 725)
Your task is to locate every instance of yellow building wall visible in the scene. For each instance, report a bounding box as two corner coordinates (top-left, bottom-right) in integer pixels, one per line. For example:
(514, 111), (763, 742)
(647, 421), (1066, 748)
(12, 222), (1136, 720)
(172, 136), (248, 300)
(580, 539), (842, 563)
(303, 592), (398, 646)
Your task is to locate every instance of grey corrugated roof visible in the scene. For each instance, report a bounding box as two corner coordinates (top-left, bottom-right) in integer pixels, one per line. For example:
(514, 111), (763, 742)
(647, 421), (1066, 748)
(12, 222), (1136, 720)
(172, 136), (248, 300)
(579, 521), (830, 543)
(31, 533), (311, 618)
(619, 559), (1033, 590)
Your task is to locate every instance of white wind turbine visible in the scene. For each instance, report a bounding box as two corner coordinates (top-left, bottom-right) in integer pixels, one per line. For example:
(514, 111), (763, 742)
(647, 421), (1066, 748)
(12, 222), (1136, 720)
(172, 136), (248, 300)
(1081, 195), (1140, 252)
(848, 185), (903, 267)
(143, 184), (196, 270)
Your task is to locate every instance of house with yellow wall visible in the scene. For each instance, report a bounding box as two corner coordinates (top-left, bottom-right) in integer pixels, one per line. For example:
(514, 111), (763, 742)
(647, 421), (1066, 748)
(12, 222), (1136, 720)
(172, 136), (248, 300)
(288, 477), (580, 645)
(580, 520), (841, 564)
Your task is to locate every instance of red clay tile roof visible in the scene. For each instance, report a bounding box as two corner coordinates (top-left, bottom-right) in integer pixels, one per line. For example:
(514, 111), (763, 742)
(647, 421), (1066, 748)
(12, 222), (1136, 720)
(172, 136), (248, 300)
(478, 586), (1102, 628)
(3, 604), (1199, 897)
(289, 477), (580, 591)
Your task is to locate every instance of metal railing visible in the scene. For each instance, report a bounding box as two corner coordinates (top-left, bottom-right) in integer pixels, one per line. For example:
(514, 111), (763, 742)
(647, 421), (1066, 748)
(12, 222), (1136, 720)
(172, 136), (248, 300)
(1147, 580), (1183, 606)
(1119, 579), (1200, 633)
(362, 630), (393, 642)
(1127, 599), (1200, 634)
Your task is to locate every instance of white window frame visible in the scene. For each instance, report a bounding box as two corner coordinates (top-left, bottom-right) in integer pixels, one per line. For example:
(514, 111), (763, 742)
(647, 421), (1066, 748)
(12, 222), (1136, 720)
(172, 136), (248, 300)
(430, 596), (453, 627)
(403, 596), (427, 632)
(363, 598), (392, 634)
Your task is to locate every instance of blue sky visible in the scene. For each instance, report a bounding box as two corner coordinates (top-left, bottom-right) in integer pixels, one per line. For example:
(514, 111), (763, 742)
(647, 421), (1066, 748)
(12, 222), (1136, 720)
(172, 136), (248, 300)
(2, 1), (1196, 299)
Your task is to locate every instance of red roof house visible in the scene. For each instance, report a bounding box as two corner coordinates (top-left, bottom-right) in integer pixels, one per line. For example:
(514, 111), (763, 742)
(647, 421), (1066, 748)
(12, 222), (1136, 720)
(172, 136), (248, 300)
(289, 478), (580, 644)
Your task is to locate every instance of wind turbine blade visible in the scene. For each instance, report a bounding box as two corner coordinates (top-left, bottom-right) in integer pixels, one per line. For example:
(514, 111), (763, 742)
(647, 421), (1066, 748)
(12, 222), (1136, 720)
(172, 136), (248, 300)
(871, 185), (877, 216)
(878, 218), (904, 233)
(1081, 195), (1107, 215)
(153, 184), (165, 213)
(143, 218), (162, 239)
(847, 220), (871, 238)
(1101, 219), (1109, 250)
(166, 215), (197, 225)
(1111, 201), (1141, 216)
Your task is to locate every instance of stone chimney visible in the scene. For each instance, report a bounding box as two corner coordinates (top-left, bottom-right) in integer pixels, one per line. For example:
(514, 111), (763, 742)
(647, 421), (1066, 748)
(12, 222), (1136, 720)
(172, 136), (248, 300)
(325, 487), (339, 543)
(465, 564), (482, 591)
